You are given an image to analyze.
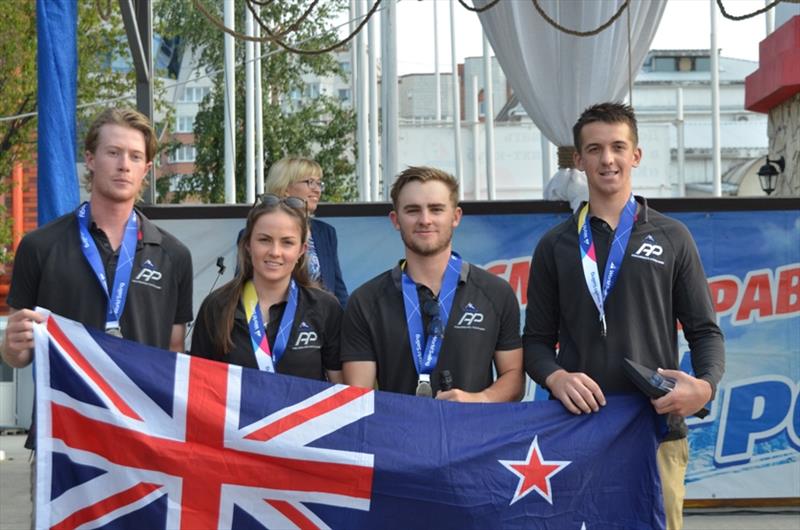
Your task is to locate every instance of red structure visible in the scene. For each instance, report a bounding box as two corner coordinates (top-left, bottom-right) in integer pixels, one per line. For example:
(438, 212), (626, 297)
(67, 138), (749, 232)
(745, 15), (800, 113)
(1, 163), (38, 314)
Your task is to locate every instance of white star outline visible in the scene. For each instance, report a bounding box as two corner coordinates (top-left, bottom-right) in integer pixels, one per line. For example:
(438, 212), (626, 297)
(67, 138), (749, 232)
(498, 435), (571, 506)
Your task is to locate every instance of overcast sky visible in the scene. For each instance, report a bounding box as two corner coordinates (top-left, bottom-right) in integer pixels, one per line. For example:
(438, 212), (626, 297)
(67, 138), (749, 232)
(380, 0), (768, 75)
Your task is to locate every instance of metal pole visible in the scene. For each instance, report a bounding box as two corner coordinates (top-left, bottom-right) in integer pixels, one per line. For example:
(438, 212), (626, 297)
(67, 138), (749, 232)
(540, 134), (551, 197)
(434, 0), (441, 122)
(356, 0), (370, 201)
(120, 0), (155, 203)
(482, 34), (496, 200)
(245, 6), (255, 204)
(138, 0), (154, 203)
(254, 9), (264, 196)
(224, 0), (236, 203)
(368, 10), (380, 201)
(470, 76), (480, 200)
(349, 0), (358, 122)
(710, 0), (722, 197)
(449, 0), (463, 198)
(381, 0), (399, 198)
(676, 86), (686, 197)
(766, 0), (774, 34)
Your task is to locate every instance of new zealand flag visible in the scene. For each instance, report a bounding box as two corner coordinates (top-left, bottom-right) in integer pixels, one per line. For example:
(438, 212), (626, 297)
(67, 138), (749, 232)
(34, 312), (665, 529)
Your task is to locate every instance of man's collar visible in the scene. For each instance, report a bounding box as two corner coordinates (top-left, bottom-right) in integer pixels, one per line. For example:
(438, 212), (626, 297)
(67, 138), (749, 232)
(391, 258), (469, 290)
(573, 195), (650, 225)
(134, 207), (163, 245)
(79, 203), (162, 246)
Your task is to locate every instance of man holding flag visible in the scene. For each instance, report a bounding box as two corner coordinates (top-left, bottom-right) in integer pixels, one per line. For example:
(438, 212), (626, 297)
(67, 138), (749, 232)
(2, 107), (193, 450)
(26, 159), (667, 529)
(523, 102), (725, 529)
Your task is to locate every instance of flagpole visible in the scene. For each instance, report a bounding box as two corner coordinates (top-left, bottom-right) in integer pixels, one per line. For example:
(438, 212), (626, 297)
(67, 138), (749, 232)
(244, 5), (255, 204)
(381, 0), (399, 198)
(356, 0), (370, 201)
(224, 0), (236, 203)
(482, 33), (496, 200)
(710, 0), (722, 197)
(449, 0), (463, 199)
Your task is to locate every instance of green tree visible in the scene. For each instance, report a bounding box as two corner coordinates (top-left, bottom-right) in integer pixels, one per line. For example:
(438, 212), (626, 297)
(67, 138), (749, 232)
(0, 1), (37, 265)
(156, 0), (356, 204)
(0, 1), (145, 264)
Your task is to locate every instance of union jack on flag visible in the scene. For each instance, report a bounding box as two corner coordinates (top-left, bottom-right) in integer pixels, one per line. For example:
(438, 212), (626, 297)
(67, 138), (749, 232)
(35, 312), (666, 529)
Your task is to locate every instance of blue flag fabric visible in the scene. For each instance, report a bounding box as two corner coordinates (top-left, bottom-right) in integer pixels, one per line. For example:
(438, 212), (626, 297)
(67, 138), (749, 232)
(34, 312), (666, 530)
(37, 0), (79, 225)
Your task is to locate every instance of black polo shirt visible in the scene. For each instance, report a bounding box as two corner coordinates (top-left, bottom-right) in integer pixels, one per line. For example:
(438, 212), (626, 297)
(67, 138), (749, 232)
(341, 261), (522, 395)
(189, 284), (342, 380)
(8, 206), (193, 449)
(8, 207), (194, 349)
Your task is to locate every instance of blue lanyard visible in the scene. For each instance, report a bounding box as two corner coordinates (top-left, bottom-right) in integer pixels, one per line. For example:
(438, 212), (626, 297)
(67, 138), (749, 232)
(243, 279), (299, 372)
(76, 202), (138, 331)
(401, 252), (462, 377)
(577, 194), (637, 336)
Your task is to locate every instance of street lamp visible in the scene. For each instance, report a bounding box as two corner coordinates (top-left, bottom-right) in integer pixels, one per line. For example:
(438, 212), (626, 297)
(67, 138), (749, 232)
(757, 156), (784, 196)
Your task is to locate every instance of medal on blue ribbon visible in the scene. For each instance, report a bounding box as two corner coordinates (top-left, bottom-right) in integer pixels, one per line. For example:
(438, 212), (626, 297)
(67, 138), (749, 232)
(577, 194), (637, 337)
(401, 252), (462, 397)
(242, 279), (299, 372)
(76, 202), (138, 338)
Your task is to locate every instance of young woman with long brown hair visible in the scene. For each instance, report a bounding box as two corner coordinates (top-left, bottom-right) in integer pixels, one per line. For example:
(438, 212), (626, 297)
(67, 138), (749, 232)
(190, 195), (343, 382)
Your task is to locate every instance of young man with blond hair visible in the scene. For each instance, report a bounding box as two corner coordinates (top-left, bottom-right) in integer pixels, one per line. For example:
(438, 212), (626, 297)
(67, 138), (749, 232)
(2, 107), (193, 451)
(523, 102), (724, 529)
(342, 166), (523, 402)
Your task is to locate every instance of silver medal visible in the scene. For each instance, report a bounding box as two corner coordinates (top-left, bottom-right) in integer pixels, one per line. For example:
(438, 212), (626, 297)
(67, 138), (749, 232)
(106, 327), (123, 338)
(415, 379), (433, 398)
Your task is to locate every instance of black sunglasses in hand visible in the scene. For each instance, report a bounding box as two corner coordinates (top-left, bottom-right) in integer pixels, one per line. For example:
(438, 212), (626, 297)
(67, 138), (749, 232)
(422, 298), (445, 339)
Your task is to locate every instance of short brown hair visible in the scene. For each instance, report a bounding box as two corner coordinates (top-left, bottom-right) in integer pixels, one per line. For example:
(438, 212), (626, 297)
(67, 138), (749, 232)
(83, 107), (157, 188)
(390, 166), (459, 209)
(573, 102), (638, 152)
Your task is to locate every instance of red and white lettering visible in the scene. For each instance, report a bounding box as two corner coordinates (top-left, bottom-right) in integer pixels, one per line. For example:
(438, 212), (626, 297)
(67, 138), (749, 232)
(775, 264), (800, 316)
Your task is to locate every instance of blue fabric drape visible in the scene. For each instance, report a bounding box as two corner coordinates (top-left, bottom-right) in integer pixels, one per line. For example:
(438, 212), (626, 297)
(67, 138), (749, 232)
(37, 0), (79, 225)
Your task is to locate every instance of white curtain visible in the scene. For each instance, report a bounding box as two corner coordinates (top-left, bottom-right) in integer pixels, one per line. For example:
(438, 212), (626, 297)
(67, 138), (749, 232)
(476, 0), (667, 207)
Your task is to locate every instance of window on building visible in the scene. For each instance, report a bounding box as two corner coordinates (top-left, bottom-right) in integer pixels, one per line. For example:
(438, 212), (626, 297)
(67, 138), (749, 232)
(339, 61), (351, 73)
(166, 173), (190, 192)
(304, 83), (320, 98)
(677, 57), (693, 72)
(169, 145), (197, 163)
(694, 57), (710, 71)
(653, 57), (676, 72)
(180, 86), (209, 103)
(175, 116), (194, 133)
(338, 88), (351, 102)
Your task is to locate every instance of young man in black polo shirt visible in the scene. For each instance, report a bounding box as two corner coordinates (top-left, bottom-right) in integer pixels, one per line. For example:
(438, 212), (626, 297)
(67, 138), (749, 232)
(342, 166), (523, 402)
(523, 102), (724, 529)
(2, 107), (193, 444)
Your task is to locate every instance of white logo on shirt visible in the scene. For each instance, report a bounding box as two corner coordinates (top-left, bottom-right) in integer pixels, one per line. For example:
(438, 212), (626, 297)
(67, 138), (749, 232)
(455, 303), (486, 331)
(632, 235), (665, 265)
(132, 261), (163, 289)
(293, 321), (321, 349)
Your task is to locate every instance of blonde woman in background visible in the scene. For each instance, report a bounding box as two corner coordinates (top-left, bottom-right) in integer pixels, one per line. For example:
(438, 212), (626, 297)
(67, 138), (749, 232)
(264, 157), (349, 307)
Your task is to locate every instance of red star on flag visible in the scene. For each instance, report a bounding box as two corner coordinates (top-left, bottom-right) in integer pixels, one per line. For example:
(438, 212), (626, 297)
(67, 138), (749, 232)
(499, 436), (571, 505)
